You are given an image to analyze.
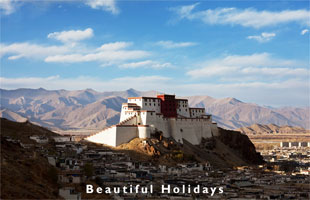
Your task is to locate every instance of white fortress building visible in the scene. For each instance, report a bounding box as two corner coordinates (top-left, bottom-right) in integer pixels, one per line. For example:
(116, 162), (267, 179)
(85, 94), (218, 147)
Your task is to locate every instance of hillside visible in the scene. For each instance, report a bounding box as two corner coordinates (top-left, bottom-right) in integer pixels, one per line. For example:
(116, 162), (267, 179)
(1, 88), (309, 131)
(1, 117), (264, 200)
(114, 128), (264, 168)
(0, 118), (60, 199)
(0, 108), (27, 122)
(236, 124), (310, 135)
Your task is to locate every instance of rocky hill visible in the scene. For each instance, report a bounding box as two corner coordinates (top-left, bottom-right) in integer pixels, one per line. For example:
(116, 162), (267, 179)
(236, 124), (310, 135)
(114, 128), (264, 168)
(1, 117), (264, 199)
(0, 118), (60, 199)
(1, 88), (309, 131)
(0, 108), (27, 122)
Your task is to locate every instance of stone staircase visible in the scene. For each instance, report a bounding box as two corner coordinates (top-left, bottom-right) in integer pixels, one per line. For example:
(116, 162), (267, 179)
(118, 115), (137, 125)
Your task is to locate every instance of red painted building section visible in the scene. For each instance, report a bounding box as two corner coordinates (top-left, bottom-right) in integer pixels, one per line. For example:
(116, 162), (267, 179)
(157, 94), (177, 118)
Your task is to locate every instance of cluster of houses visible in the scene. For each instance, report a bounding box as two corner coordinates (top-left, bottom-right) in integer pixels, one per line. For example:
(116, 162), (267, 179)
(260, 145), (310, 175)
(3, 133), (310, 199)
(29, 134), (215, 199)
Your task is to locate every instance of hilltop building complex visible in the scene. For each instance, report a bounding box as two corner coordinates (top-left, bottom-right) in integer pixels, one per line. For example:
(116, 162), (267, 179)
(85, 94), (218, 147)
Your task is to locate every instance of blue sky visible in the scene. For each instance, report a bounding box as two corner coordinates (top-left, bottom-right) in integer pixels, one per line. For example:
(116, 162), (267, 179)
(0, 0), (309, 107)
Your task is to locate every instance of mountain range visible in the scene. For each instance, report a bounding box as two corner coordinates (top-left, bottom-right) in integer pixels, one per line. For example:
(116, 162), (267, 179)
(0, 88), (309, 131)
(236, 124), (309, 135)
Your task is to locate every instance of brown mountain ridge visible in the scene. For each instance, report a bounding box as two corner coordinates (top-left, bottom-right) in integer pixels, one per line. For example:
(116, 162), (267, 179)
(1, 88), (309, 131)
(236, 123), (310, 135)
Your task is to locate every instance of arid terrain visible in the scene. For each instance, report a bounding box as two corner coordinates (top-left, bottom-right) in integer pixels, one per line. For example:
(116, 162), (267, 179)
(1, 88), (309, 132)
(1, 118), (265, 199)
(236, 124), (310, 150)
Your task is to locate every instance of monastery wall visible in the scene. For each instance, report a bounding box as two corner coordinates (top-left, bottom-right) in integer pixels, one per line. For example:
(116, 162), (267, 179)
(115, 125), (138, 146)
(141, 99), (161, 113)
(172, 118), (214, 145)
(211, 123), (219, 136)
(176, 100), (190, 118)
(143, 112), (216, 145)
(86, 126), (117, 146)
(138, 126), (151, 138)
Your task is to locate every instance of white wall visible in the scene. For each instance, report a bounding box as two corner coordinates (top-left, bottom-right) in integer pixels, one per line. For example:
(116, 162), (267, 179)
(211, 123), (219, 136)
(190, 108), (205, 118)
(115, 126), (138, 146)
(86, 127), (117, 147)
(140, 98), (161, 113)
(128, 98), (143, 107)
(138, 126), (150, 138)
(143, 111), (214, 145)
(176, 100), (190, 117)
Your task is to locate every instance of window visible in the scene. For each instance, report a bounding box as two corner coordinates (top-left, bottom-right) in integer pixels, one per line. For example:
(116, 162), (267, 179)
(145, 103), (147, 106)
(154, 103), (156, 106)
(149, 103), (151, 106)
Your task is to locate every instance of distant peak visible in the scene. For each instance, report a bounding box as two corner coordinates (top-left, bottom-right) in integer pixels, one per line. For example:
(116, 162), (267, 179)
(85, 88), (97, 92)
(127, 88), (137, 92)
(225, 97), (242, 104)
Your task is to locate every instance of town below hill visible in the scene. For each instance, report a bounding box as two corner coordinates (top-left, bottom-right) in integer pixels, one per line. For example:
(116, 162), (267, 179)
(3, 118), (310, 199)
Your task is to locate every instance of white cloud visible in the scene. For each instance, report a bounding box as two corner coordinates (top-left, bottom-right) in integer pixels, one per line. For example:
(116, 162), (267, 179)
(0, 0), (19, 15)
(120, 60), (172, 69)
(0, 42), (70, 60)
(1, 40), (149, 64)
(156, 40), (197, 48)
(187, 53), (308, 78)
(97, 42), (132, 51)
(1, 0), (119, 15)
(1, 28), (151, 65)
(47, 28), (94, 43)
(172, 4), (310, 28)
(85, 0), (119, 15)
(44, 50), (150, 63)
(247, 32), (276, 42)
(301, 29), (309, 35)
